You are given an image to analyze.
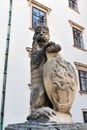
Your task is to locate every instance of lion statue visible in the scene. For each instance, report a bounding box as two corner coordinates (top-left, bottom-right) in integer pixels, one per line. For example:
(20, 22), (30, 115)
(27, 25), (77, 123)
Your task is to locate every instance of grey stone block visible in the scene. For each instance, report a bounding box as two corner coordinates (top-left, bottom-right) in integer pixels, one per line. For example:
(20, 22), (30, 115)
(5, 121), (87, 130)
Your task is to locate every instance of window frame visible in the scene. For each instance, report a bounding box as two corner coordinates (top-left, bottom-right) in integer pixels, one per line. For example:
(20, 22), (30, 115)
(68, 0), (79, 13)
(28, 0), (51, 30)
(72, 27), (84, 49)
(83, 111), (87, 123)
(32, 6), (46, 29)
(78, 70), (87, 92)
(74, 62), (87, 94)
(69, 20), (85, 51)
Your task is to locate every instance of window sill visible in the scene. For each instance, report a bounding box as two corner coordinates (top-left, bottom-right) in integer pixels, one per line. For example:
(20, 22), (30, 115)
(73, 45), (87, 51)
(79, 91), (87, 94)
(68, 6), (80, 14)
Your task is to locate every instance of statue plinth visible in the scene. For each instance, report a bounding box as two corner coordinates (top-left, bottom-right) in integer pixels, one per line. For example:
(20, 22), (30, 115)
(5, 121), (87, 130)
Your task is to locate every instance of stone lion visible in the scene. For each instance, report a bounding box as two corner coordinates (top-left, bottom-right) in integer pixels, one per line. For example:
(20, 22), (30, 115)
(27, 25), (77, 123)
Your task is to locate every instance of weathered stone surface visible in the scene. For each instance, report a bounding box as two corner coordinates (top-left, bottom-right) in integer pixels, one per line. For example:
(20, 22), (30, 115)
(27, 107), (73, 123)
(5, 122), (87, 130)
(27, 25), (77, 122)
(5, 26), (84, 130)
(30, 26), (51, 115)
(43, 49), (77, 113)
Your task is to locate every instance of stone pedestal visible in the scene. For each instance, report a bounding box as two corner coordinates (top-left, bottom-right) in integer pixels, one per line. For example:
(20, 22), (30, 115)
(5, 121), (87, 130)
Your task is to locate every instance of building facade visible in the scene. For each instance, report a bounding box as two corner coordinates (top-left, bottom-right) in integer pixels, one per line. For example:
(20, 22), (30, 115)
(0, 0), (87, 129)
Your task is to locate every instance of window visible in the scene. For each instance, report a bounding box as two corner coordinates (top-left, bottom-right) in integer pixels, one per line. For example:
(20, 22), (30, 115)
(83, 111), (87, 123)
(74, 62), (87, 93)
(73, 27), (84, 49)
(28, 0), (51, 30)
(69, 0), (78, 11)
(32, 7), (46, 28)
(69, 20), (85, 50)
(79, 70), (87, 92)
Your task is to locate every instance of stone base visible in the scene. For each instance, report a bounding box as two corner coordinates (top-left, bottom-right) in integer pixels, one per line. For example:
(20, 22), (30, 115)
(5, 121), (87, 130)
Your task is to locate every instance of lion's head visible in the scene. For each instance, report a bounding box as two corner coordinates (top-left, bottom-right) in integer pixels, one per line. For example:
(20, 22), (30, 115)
(33, 25), (50, 49)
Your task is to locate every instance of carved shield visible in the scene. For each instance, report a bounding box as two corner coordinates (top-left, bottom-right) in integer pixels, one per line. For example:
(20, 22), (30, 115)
(43, 55), (77, 113)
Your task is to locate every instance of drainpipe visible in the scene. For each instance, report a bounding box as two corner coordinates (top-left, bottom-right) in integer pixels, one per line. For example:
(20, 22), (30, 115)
(0, 0), (13, 130)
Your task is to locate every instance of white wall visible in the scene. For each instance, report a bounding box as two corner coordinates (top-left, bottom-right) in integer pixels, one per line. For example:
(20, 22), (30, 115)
(0, 0), (31, 128)
(0, 0), (87, 129)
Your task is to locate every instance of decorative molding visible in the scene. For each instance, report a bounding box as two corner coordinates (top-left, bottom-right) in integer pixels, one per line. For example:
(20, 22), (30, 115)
(27, 0), (51, 14)
(69, 20), (85, 31)
(79, 91), (87, 95)
(82, 109), (87, 111)
(74, 62), (87, 71)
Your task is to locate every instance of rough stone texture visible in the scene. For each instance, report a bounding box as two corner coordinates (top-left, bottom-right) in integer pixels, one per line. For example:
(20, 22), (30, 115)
(27, 25), (78, 122)
(30, 26), (51, 115)
(5, 26), (84, 130)
(43, 49), (77, 113)
(5, 121), (87, 130)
